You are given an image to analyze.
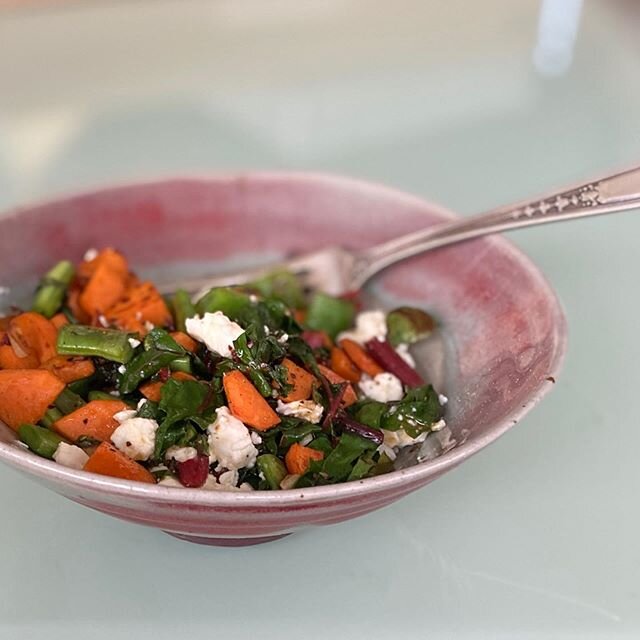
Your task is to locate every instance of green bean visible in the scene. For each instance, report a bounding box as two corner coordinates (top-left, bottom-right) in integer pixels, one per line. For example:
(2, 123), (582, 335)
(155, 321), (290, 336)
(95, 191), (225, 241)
(40, 408), (63, 429)
(256, 454), (287, 490)
(18, 423), (64, 459)
(31, 260), (75, 318)
(57, 325), (134, 364)
(54, 388), (86, 414)
(171, 289), (196, 332)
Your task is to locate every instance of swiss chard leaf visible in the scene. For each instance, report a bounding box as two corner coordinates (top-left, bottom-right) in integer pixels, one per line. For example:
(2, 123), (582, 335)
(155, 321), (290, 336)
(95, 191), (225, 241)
(321, 432), (377, 482)
(119, 349), (179, 394)
(350, 400), (387, 429)
(159, 379), (210, 427)
(153, 421), (201, 460)
(143, 328), (185, 354)
(380, 384), (443, 437)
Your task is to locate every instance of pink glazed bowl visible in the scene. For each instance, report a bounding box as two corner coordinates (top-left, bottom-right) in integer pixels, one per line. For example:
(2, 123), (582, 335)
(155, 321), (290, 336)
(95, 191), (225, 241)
(0, 173), (566, 546)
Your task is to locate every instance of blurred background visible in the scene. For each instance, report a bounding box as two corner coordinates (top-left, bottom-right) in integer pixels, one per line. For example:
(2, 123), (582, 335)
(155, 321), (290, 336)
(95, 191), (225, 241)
(1, 0), (639, 214)
(2, 2), (640, 638)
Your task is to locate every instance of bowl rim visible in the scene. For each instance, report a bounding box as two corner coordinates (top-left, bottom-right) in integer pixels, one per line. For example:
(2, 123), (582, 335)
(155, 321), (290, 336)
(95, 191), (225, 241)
(0, 171), (568, 506)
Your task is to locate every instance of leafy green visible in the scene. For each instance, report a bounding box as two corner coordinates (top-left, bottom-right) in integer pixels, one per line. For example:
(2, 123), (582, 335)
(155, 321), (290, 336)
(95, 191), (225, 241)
(143, 328), (185, 354)
(118, 350), (180, 394)
(196, 287), (252, 320)
(249, 269), (305, 309)
(350, 400), (387, 429)
(321, 432), (377, 482)
(305, 293), (355, 339)
(380, 385), (442, 437)
(159, 379), (209, 427)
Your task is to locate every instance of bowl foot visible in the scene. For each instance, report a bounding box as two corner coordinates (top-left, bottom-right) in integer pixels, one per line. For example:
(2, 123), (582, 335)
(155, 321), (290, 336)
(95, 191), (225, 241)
(165, 531), (291, 547)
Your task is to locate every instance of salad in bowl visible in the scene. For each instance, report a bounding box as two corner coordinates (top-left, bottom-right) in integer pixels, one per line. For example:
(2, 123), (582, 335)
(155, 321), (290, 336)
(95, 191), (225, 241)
(0, 248), (451, 493)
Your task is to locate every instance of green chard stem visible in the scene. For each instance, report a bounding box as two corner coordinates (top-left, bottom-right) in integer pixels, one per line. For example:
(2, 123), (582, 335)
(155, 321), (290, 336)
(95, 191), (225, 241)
(31, 260), (75, 318)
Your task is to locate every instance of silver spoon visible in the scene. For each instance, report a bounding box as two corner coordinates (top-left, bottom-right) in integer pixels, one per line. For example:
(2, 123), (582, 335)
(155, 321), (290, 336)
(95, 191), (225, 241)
(157, 165), (640, 297)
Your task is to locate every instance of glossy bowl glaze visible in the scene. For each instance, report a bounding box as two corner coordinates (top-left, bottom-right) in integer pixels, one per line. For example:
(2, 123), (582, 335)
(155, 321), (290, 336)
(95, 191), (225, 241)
(0, 174), (566, 546)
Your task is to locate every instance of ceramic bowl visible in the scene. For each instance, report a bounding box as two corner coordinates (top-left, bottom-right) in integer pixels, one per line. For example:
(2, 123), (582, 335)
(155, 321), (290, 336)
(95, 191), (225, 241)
(0, 173), (566, 546)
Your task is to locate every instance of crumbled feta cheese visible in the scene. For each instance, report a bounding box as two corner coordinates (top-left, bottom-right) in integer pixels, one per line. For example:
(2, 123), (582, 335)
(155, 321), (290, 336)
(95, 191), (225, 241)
(186, 312), (245, 357)
(431, 418), (447, 432)
(250, 432), (262, 445)
(249, 294), (259, 303)
(438, 394), (448, 406)
(382, 428), (429, 449)
(53, 443), (89, 470)
(278, 333), (289, 344)
(395, 343), (416, 367)
(83, 248), (98, 261)
(280, 474), (301, 490)
(276, 399), (323, 424)
(358, 372), (404, 402)
(376, 442), (397, 461)
(263, 325), (270, 335)
(207, 406), (258, 470)
(158, 475), (183, 488)
(109, 390), (120, 397)
(97, 314), (109, 328)
(337, 310), (387, 344)
(144, 321), (155, 332)
(300, 434), (314, 447)
(117, 364), (126, 374)
(110, 417), (159, 461)
(128, 337), (141, 348)
(202, 473), (254, 492)
(114, 409), (137, 423)
(136, 398), (148, 411)
(165, 446), (198, 463)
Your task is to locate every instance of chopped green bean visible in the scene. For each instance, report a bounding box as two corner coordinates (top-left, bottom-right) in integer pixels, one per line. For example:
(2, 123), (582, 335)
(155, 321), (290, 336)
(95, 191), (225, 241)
(18, 423), (64, 459)
(171, 289), (196, 332)
(40, 408), (63, 429)
(119, 350), (180, 394)
(54, 388), (86, 414)
(169, 356), (193, 374)
(57, 325), (134, 364)
(256, 454), (287, 490)
(31, 260), (75, 318)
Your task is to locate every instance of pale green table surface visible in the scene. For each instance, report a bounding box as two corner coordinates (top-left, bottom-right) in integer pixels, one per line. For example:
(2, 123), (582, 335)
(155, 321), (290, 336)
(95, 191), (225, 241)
(1, 1), (639, 638)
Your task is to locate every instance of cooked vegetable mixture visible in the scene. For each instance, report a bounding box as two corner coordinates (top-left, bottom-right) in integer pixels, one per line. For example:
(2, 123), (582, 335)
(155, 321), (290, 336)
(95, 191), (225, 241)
(0, 249), (448, 490)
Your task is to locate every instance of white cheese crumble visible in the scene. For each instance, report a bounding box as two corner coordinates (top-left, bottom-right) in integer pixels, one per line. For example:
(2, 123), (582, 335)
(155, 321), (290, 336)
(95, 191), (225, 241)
(144, 321), (155, 332)
(185, 312), (245, 357)
(203, 473), (254, 492)
(207, 406), (258, 470)
(337, 310), (387, 345)
(395, 343), (416, 367)
(276, 399), (324, 424)
(83, 248), (98, 261)
(278, 333), (289, 344)
(114, 409), (136, 423)
(53, 443), (89, 470)
(117, 364), (126, 374)
(358, 372), (404, 402)
(438, 394), (448, 406)
(165, 446), (198, 463)
(136, 398), (148, 411)
(431, 418), (447, 432)
(110, 417), (159, 461)
(97, 314), (109, 328)
(128, 337), (141, 348)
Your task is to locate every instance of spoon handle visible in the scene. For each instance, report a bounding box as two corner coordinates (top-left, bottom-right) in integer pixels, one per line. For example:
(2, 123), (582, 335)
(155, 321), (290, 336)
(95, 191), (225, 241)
(354, 165), (640, 288)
